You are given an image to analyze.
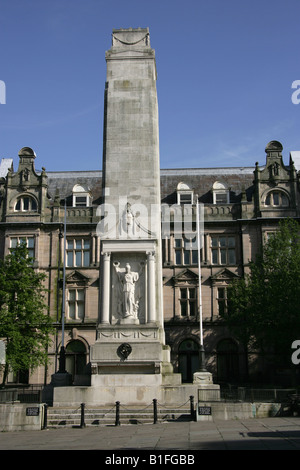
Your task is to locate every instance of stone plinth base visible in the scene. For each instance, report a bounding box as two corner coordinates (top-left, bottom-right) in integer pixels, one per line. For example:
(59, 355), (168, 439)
(193, 370), (221, 403)
(53, 381), (201, 407)
(91, 324), (171, 376)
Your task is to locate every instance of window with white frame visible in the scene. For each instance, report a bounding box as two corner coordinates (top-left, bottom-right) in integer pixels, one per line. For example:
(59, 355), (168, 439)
(66, 239), (90, 267)
(15, 196), (37, 212)
(72, 184), (91, 207)
(180, 287), (197, 317)
(212, 181), (230, 204)
(211, 235), (236, 265)
(67, 288), (85, 320)
(10, 236), (35, 259)
(177, 182), (194, 205)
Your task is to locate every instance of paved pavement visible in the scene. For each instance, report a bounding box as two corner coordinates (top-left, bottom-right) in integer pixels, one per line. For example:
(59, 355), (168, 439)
(1, 416), (300, 452)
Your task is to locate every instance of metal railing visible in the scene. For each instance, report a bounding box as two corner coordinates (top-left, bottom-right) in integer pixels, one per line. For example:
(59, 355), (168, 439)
(0, 385), (44, 404)
(218, 387), (299, 403)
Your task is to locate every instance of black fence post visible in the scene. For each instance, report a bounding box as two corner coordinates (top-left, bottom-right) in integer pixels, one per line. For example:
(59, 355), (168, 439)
(43, 404), (48, 430)
(153, 398), (157, 424)
(115, 401), (120, 426)
(80, 403), (86, 428)
(190, 395), (195, 421)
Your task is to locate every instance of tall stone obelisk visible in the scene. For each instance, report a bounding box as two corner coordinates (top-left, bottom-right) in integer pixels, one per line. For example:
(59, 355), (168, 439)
(90, 28), (177, 403)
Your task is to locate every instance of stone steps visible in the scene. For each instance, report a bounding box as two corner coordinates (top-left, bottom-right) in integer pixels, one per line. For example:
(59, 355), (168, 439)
(45, 405), (194, 427)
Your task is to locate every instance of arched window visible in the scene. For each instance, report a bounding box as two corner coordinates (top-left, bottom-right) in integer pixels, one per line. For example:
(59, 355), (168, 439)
(15, 196), (37, 212)
(264, 190), (289, 207)
(217, 339), (239, 382)
(65, 340), (87, 379)
(178, 339), (199, 383)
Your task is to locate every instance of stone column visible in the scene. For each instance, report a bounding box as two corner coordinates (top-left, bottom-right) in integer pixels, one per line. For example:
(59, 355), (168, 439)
(101, 252), (111, 324)
(147, 251), (156, 323)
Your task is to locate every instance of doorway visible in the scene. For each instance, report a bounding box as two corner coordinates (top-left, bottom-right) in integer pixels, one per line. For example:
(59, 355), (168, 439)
(178, 339), (199, 383)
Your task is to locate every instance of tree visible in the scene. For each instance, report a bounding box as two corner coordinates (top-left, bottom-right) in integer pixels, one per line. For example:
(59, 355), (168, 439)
(0, 242), (53, 386)
(223, 219), (300, 366)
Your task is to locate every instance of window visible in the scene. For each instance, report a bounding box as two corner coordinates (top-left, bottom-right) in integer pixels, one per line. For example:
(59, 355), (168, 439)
(66, 239), (90, 267)
(217, 287), (232, 316)
(211, 235), (236, 265)
(74, 196), (88, 207)
(180, 287), (196, 317)
(72, 184), (91, 207)
(10, 236), (35, 258)
(67, 289), (85, 320)
(174, 237), (198, 265)
(265, 191), (289, 207)
(177, 182), (194, 205)
(15, 196), (37, 212)
(212, 181), (230, 204)
(65, 340), (87, 378)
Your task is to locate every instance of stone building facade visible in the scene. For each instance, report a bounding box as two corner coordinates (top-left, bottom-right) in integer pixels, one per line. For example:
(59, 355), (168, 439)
(1, 27), (300, 389)
(0, 139), (299, 387)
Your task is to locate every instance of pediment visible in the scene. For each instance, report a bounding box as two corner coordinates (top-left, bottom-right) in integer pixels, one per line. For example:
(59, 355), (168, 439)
(173, 269), (199, 285)
(210, 268), (239, 282)
(66, 270), (90, 284)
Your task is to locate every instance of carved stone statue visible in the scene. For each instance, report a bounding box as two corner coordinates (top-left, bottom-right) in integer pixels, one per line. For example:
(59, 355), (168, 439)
(114, 262), (140, 319)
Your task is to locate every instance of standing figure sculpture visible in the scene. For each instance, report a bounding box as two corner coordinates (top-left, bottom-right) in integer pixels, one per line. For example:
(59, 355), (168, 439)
(114, 262), (140, 319)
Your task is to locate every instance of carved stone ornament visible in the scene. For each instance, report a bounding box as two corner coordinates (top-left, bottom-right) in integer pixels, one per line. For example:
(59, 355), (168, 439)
(117, 343), (132, 361)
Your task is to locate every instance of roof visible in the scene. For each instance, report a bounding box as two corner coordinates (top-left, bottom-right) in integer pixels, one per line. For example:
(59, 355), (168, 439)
(46, 166), (256, 205)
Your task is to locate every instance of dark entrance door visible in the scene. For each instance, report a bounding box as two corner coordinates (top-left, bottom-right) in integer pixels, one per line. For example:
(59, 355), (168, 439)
(217, 339), (239, 382)
(178, 339), (199, 383)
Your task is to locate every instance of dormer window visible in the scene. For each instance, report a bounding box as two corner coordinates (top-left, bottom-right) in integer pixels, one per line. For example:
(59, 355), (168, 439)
(212, 181), (230, 204)
(177, 182), (193, 205)
(15, 196), (37, 212)
(72, 184), (91, 207)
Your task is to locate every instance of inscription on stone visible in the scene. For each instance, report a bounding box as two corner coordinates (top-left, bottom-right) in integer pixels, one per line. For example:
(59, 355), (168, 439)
(198, 406), (212, 415)
(26, 407), (39, 416)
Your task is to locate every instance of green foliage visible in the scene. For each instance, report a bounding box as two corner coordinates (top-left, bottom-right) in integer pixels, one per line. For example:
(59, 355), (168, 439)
(0, 242), (53, 382)
(224, 219), (300, 354)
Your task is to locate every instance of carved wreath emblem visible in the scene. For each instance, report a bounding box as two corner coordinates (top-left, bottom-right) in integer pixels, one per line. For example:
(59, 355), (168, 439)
(117, 343), (132, 361)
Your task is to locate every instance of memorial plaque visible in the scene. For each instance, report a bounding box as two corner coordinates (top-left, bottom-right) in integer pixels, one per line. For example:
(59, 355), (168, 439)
(26, 407), (39, 416)
(198, 405), (212, 415)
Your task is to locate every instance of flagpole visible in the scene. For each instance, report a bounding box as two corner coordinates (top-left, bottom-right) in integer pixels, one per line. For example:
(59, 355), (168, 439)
(58, 199), (67, 373)
(196, 196), (206, 371)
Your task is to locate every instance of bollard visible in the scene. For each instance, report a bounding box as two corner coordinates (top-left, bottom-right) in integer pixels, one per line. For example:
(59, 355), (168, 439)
(80, 403), (86, 428)
(153, 398), (157, 424)
(189, 395), (195, 421)
(115, 401), (120, 426)
(43, 404), (48, 430)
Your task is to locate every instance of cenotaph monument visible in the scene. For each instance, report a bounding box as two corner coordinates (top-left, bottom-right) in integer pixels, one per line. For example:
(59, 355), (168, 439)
(89, 27), (180, 403)
(53, 28), (220, 407)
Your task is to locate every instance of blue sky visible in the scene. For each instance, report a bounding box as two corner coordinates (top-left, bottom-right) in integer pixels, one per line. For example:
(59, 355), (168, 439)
(1, 0), (300, 171)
